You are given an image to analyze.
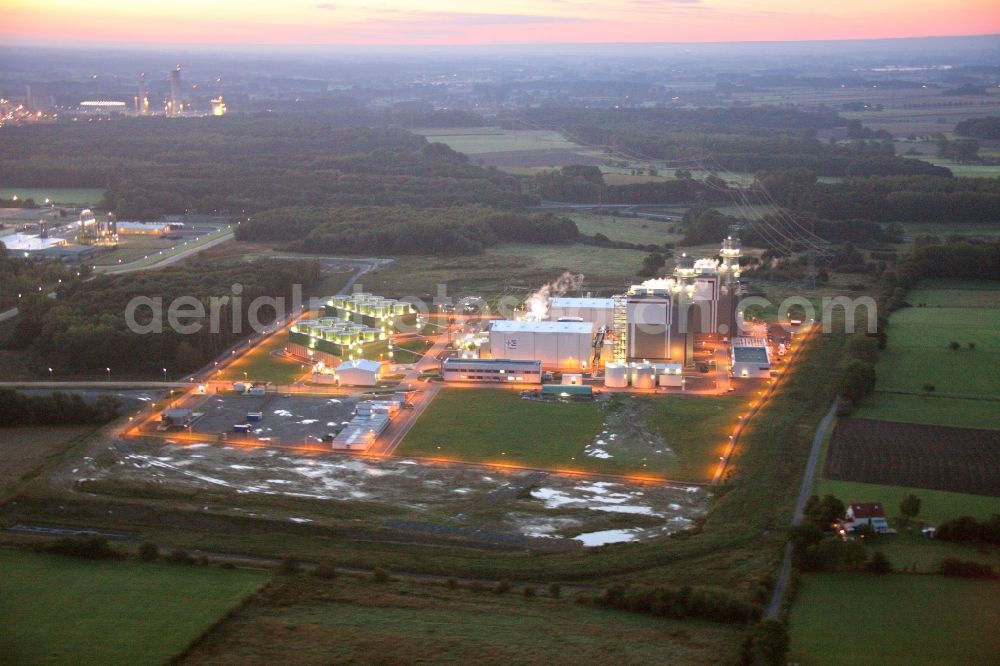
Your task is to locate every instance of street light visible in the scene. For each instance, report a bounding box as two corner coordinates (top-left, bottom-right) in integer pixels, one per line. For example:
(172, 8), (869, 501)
(106, 367), (111, 381)
(162, 367), (167, 381)
(48, 367), (53, 379)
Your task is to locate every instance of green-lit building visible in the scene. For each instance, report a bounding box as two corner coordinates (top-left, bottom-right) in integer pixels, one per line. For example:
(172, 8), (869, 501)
(288, 317), (389, 366)
(323, 293), (418, 337)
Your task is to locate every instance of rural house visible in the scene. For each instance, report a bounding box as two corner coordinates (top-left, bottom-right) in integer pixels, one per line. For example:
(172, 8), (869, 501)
(845, 502), (890, 534)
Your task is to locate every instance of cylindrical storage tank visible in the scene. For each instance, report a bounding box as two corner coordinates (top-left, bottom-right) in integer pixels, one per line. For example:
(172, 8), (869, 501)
(392, 302), (407, 315)
(336, 331), (352, 345)
(330, 296), (346, 308)
(362, 329), (376, 342)
(633, 364), (656, 389)
(604, 362), (629, 388)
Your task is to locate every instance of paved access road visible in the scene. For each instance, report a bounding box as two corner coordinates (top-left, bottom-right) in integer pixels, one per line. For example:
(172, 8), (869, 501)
(766, 397), (839, 619)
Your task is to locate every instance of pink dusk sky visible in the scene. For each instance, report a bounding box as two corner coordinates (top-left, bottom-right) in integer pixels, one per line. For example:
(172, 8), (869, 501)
(2, 0), (999, 45)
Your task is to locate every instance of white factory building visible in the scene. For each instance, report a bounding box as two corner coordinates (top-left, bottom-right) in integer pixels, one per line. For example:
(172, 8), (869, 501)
(548, 297), (615, 329)
(442, 358), (542, 383)
(488, 320), (594, 370)
(731, 337), (771, 378)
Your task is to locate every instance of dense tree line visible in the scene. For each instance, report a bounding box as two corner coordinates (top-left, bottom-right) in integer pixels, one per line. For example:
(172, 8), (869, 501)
(0, 246), (91, 310)
(935, 515), (1000, 546)
(4, 258), (320, 377)
(0, 115), (535, 218)
(236, 205), (580, 256)
(595, 582), (762, 624)
(535, 165), (732, 205)
(955, 116), (1000, 140)
(758, 169), (1000, 224)
(513, 107), (949, 177)
(0, 389), (119, 426)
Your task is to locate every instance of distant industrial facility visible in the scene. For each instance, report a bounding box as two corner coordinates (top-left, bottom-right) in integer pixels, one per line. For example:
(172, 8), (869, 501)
(479, 235), (743, 375)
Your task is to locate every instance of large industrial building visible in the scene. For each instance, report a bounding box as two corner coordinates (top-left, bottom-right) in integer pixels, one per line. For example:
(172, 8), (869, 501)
(548, 297), (615, 329)
(1, 232), (98, 263)
(442, 358), (542, 383)
(731, 337), (771, 378)
(487, 320), (594, 371)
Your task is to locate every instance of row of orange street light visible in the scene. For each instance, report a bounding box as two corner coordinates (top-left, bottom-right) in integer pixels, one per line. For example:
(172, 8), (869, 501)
(711, 323), (814, 485)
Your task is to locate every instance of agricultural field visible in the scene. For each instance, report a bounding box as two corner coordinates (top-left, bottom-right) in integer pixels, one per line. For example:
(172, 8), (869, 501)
(0, 187), (104, 206)
(788, 573), (1000, 666)
(853, 393), (1000, 430)
(363, 244), (649, 298)
(568, 212), (680, 246)
(0, 549), (266, 666)
(900, 222), (1000, 240)
(859, 281), (1000, 434)
(182, 571), (743, 666)
(823, 418), (1000, 496)
(414, 128), (604, 168)
(873, 304), (1000, 398)
(815, 478), (1000, 525)
(0, 426), (95, 497)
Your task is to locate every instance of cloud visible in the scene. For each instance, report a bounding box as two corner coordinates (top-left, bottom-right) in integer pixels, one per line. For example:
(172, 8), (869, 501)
(315, 3), (337, 9)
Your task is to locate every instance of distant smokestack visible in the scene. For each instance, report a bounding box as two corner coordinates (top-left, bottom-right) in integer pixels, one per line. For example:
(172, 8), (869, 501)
(168, 65), (182, 116)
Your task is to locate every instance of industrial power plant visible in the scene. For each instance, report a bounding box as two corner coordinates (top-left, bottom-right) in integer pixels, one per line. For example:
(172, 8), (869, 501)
(465, 235), (764, 387)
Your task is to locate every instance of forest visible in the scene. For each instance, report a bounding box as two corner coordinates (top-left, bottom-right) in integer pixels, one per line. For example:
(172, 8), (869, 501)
(0, 389), (119, 426)
(511, 107), (951, 177)
(0, 115), (536, 218)
(237, 205), (581, 256)
(757, 169), (1000, 224)
(2, 258), (320, 377)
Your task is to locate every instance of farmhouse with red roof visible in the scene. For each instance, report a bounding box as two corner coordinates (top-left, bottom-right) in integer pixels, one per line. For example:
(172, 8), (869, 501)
(845, 502), (890, 534)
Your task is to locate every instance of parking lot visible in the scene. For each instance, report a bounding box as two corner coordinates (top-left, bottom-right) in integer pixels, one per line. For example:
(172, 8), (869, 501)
(190, 394), (359, 445)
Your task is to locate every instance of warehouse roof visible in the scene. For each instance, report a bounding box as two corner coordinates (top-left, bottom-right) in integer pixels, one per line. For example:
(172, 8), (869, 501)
(549, 297), (615, 309)
(491, 320), (593, 334)
(337, 359), (382, 373)
(1, 233), (65, 251)
(732, 346), (769, 364)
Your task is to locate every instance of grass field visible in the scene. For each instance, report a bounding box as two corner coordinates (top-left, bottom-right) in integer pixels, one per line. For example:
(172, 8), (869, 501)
(362, 244), (649, 298)
(397, 390), (744, 479)
(0, 187), (104, 206)
(0, 426), (95, 497)
(568, 212), (680, 246)
(901, 222), (1000, 239)
(416, 128), (584, 155)
(906, 281), (1000, 308)
(183, 572), (742, 665)
(854, 393), (1000, 430)
(788, 574), (1000, 666)
(0, 549), (266, 666)
(645, 396), (745, 481)
(486, 243), (649, 287)
(815, 478), (1000, 525)
(904, 156), (1000, 178)
(874, 306), (1000, 397)
(216, 331), (307, 386)
(91, 236), (177, 266)
(396, 388), (606, 471)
